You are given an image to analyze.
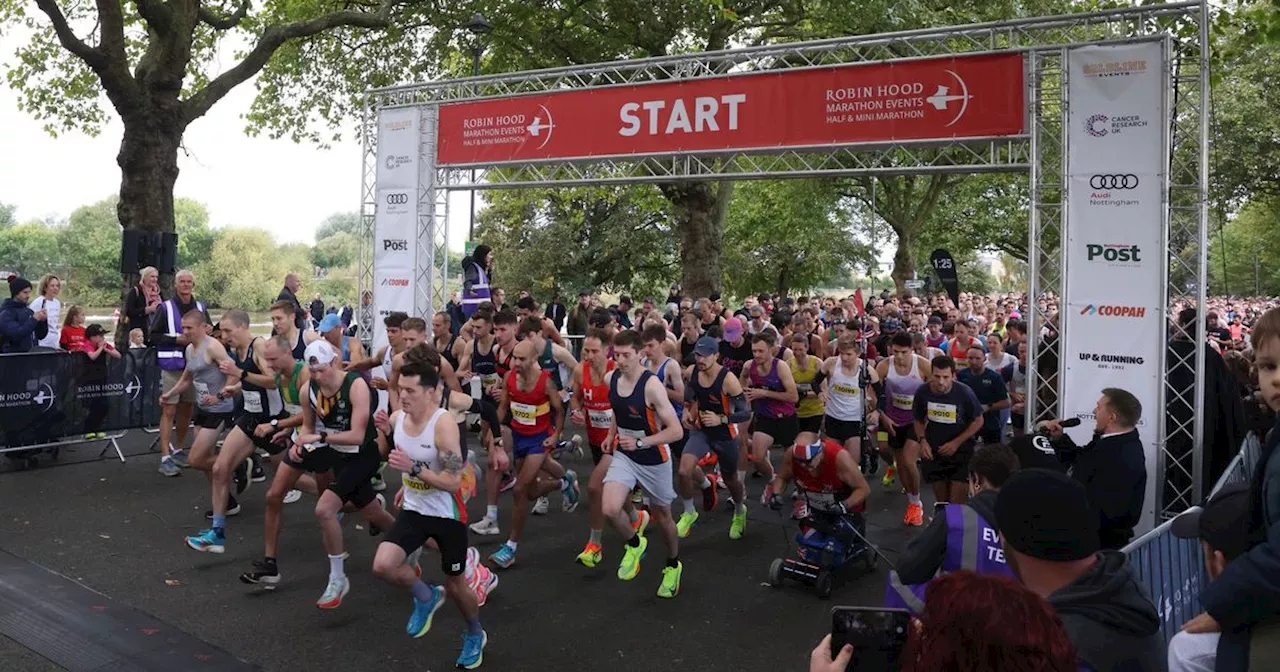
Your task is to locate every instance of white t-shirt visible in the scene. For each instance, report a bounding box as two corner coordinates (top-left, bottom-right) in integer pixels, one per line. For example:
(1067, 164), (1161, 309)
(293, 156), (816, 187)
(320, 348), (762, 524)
(31, 297), (61, 349)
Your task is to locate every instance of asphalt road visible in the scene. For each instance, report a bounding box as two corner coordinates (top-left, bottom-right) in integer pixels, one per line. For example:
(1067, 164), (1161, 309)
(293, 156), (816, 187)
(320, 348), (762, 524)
(0, 432), (933, 672)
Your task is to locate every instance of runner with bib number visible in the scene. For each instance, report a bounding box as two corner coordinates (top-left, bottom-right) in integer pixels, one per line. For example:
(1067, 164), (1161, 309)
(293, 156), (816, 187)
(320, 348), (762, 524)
(912, 356), (985, 509)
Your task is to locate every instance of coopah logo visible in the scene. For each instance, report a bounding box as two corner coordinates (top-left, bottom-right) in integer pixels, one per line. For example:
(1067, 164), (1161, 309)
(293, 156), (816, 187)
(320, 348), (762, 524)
(1080, 304), (1146, 318)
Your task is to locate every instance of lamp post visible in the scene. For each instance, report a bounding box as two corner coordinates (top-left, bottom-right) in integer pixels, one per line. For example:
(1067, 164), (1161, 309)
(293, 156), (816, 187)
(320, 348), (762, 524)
(464, 12), (492, 243)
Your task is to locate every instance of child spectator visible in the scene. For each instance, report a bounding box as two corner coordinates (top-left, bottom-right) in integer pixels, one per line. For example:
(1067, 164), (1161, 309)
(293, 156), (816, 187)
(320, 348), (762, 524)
(129, 328), (146, 349)
(60, 305), (87, 351)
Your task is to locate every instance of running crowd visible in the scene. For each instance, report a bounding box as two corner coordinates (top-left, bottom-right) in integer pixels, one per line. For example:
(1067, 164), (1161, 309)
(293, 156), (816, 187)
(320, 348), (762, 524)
(50, 249), (1280, 672)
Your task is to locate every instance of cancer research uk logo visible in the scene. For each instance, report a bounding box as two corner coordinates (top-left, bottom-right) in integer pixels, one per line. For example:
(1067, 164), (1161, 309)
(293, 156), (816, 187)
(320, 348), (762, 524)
(383, 154), (412, 171)
(1084, 113), (1149, 138)
(1079, 304), (1147, 319)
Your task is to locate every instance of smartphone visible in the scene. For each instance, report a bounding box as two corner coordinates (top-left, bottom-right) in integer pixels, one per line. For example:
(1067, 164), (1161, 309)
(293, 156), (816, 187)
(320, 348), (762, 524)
(830, 606), (910, 672)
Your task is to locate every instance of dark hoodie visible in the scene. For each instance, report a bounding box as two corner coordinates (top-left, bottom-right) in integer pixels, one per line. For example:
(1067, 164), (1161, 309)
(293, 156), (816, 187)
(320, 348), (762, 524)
(1049, 551), (1167, 672)
(896, 490), (1001, 585)
(0, 297), (48, 353)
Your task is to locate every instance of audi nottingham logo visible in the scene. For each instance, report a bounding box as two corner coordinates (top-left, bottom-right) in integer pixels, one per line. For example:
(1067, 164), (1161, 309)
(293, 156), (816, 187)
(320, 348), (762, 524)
(1090, 174), (1139, 189)
(383, 239), (409, 252)
(385, 193), (410, 205)
(1080, 304), (1146, 318)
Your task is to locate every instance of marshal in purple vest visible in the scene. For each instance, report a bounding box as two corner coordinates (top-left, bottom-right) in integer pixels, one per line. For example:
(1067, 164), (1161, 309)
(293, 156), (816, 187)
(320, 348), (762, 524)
(884, 503), (1014, 614)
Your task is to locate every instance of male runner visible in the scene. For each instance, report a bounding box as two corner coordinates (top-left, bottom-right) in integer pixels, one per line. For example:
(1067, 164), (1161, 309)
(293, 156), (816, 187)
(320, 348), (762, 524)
(602, 330), (686, 597)
(677, 312), (703, 370)
(288, 340), (396, 609)
(239, 335), (325, 587)
(743, 331), (799, 496)
(913, 356), (984, 508)
(460, 309), (522, 536)
(387, 318), (462, 410)
(943, 319), (985, 357)
(489, 340), (580, 568)
(519, 314), (581, 495)
(789, 332), (825, 446)
(957, 345), (1010, 446)
(876, 332), (930, 526)
(270, 299), (315, 361)
(186, 310), (284, 553)
(514, 296), (566, 346)
(677, 337), (751, 539)
(432, 311), (460, 370)
(818, 334), (880, 463)
(772, 438), (871, 531)
(160, 310), (239, 550)
(371, 360), (488, 669)
(349, 311), (409, 395)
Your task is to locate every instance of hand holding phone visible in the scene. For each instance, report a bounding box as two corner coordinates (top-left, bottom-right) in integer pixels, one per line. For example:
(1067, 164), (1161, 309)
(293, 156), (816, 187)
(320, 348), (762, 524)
(830, 606), (910, 672)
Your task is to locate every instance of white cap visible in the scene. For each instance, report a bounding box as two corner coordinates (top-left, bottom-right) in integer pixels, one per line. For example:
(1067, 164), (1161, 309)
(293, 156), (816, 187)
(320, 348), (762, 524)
(304, 340), (338, 367)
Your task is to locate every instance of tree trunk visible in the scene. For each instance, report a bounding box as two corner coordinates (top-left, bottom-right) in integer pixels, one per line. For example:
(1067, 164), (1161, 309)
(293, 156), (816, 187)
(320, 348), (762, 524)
(776, 262), (790, 297)
(661, 180), (734, 299)
(890, 230), (915, 297)
(113, 117), (184, 345)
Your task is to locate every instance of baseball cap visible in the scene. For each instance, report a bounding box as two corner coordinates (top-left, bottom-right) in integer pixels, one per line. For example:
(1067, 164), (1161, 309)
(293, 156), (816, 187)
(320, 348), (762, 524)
(318, 314), (343, 333)
(995, 468), (1099, 562)
(693, 336), (719, 357)
(578, 289), (591, 297)
(85, 324), (107, 339)
(928, 316), (943, 325)
(723, 317), (744, 341)
(1171, 483), (1254, 560)
(304, 340), (338, 367)
(709, 292), (722, 303)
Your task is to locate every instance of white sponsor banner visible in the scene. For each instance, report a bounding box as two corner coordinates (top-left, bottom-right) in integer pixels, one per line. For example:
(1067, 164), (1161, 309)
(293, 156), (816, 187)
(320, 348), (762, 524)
(1064, 42), (1166, 533)
(373, 107), (421, 350)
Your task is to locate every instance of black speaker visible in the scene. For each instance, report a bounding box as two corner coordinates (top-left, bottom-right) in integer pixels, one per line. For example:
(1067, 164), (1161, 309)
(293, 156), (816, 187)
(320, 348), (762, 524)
(157, 232), (178, 274)
(120, 230), (144, 274)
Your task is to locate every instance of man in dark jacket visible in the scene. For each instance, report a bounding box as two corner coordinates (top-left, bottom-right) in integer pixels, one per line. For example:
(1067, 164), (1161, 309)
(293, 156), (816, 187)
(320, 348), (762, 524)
(545, 294), (567, 332)
(887, 444), (1019, 613)
(0, 276), (49, 353)
(997, 468), (1167, 672)
(276, 273), (306, 330)
(1044, 387), (1148, 549)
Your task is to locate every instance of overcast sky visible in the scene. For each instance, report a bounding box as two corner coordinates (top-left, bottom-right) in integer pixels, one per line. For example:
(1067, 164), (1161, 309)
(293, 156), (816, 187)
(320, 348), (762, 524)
(0, 32), (474, 250)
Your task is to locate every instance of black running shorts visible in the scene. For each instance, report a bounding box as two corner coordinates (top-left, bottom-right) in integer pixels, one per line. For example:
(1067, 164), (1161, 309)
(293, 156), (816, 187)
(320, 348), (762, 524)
(386, 511), (468, 576)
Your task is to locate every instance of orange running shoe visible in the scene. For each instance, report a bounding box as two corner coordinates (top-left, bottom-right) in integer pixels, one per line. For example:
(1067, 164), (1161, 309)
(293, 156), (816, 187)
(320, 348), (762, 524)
(632, 509), (651, 537)
(904, 502), (924, 527)
(701, 479), (719, 511)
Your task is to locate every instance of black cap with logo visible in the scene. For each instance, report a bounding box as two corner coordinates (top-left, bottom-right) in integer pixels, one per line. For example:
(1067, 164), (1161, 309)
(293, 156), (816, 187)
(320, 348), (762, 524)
(1171, 483), (1255, 561)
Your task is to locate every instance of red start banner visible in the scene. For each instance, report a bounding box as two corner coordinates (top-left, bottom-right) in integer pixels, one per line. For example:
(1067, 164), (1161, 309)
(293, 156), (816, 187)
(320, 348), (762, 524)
(435, 53), (1026, 167)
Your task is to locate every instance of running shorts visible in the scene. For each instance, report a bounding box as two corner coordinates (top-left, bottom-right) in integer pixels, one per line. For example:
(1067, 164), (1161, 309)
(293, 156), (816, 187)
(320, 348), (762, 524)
(385, 511), (468, 576)
(193, 410), (233, 430)
(921, 446), (975, 485)
(604, 452), (677, 506)
(683, 430), (739, 476)
(234, 412), (291, 455)
(886, 423), (918, 452)
(511, 431), (549, 460)
(750, 415), (799, 447)
(824, 417), (865, 443)
(797, 415), (824, 435)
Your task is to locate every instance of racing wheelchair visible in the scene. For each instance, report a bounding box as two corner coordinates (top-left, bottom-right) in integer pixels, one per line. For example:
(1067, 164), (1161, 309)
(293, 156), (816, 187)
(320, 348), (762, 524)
(767, 499), (879, 599)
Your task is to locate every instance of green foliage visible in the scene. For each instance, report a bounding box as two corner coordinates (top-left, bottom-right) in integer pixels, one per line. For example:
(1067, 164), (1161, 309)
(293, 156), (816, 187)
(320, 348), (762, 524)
(315, 212), (362, 241)
(0, 202), (15, 230)
(722, 180), (872, 297)
(311, 231), (358, 270)
(175, 200), (219, 271)
(1211, 4), (1280, 206)
(0, 222), (59, 278)
(1209, 197), (1280, 296)
(60, 199), (125, 306)
(195, 228), (292, 309)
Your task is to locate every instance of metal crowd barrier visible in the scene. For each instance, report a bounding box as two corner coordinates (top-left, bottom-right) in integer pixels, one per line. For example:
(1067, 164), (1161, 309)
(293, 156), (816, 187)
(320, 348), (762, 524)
(1122, 432), (1265, 644)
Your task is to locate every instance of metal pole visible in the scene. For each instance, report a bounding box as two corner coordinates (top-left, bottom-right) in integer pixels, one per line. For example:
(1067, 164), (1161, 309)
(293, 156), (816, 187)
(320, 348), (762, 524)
(1256, 254), (1261, 296)
(467, 46), (482, 242)
(1026, 50), (1041, 434)
(1192, 0), (1211, 505)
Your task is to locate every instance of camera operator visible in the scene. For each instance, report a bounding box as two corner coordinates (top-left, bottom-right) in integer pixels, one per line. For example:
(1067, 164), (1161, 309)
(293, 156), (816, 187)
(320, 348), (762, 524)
(1041, 387), (1147, 550)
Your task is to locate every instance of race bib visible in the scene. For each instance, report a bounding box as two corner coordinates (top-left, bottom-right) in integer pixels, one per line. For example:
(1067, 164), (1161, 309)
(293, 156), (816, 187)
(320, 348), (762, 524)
(242, 391), (263, 414)
(617, 428), (646, 440)
(284, 403), (302, 416)
(510, 401), (540, 426)
(588, 408), (614, 429)
(796, 383), (812, 393)
(926, 402), (958, 424)
(482, 373), (500, 389)
(807, 492), (838, 510)
(892, 393), (914, 410)
(402, 475), (432, 492)
(833, 383), (860, 397)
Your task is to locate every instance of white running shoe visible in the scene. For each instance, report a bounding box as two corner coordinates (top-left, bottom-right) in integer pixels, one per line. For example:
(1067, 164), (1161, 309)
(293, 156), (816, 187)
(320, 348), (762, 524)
(316, 576), (349, 610)
(531, 496), (549, 515)
(283, 489), (302, 504)
(469, 517), (501, 536)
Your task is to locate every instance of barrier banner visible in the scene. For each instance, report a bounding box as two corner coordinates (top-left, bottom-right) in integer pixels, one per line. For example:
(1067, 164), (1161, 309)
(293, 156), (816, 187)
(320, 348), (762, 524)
(1063, 42), (1167, 532)
(436, 53), (1027, 166)
(0, 349), (161, 447)
(373, 107), (421, 352)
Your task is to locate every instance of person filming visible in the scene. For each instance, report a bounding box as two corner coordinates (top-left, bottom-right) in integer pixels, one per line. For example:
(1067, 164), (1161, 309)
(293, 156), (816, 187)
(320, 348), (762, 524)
(1041, 387), (1147, 550)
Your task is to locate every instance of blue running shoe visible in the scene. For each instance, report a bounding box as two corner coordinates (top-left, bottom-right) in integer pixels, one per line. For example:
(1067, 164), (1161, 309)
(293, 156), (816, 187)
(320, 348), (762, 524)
(489, 543), (517, 569)
(185, 528), (225, 554)
(561, 470), (581, 512)
(169, 449), (190, 468)
(406, 585), (445, 638)
(457, 630), (488, 669)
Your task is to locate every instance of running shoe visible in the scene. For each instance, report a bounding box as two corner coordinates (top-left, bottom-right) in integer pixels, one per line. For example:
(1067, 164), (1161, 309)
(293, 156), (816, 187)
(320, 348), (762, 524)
(250, 455), (266, 483)
(570, 434), (584, 458)
(406, 584), (445, 638)
(158, 457), (181, 477)
(676, 511), (698, 538)
(729, 508), (748, 540)
(283, 489), (302, 504)
(239, 559), (280, 587)
(469, 517), (500, 536)
(234, 458), (251, 496)
(881, 464), (897, 487)
(465, 547), (480, 578)
(630, 486), (643, 505)
(472, 567), (498, 607)
(457, 630), (488, 670)
(531, 496), (549, 515)
(710, 471), (726, 490)
(575, 543), (603, 568)
(489, 543), (517, 569)
(658, 561), (683, 599)
(185, 528), (225, 554)
(617, 536), (648, 581)
(561, 470), (580, 512)
(371, 461), (388, 492)
(205, 496), (240, 519)
(169, 449), (190, 468)
(632, 509), (651, 537)
(499, 472), (517, 493)
(701, 480), (718, 511)
(316, 576), (350, 610)
(904, 502), (924, 527)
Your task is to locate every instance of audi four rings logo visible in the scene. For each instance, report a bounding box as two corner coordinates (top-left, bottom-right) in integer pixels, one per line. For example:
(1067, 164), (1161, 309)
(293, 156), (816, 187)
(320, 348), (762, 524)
(385, 193), (409, 205)
(1090, 174), (1139, 189)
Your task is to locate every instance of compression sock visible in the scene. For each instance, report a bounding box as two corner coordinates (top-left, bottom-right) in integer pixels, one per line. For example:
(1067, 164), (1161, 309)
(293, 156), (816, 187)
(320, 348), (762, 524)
(467, 616), (484, 636)
(410, 580), (436, 602)
(212, 515), (226, 535)
(628, 509), (639, 524)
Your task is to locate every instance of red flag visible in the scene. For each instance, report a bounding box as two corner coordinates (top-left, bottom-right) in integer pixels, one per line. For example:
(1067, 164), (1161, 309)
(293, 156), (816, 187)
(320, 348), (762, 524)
(854, 288), (866, 317)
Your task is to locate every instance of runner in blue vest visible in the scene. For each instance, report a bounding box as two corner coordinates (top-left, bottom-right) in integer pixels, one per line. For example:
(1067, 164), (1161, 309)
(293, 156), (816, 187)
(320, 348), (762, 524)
(884, 443), (1019, 615)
